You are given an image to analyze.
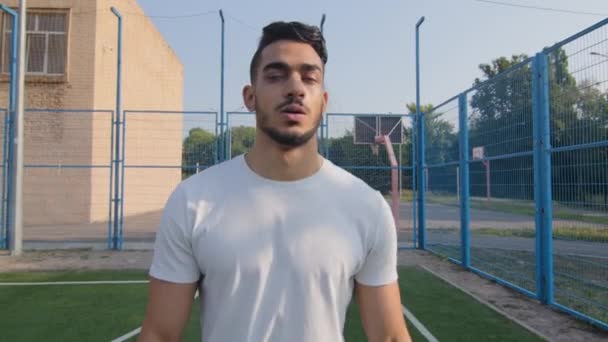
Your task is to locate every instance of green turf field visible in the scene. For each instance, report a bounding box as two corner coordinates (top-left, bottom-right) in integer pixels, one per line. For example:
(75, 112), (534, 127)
(0, 267), (542, 341)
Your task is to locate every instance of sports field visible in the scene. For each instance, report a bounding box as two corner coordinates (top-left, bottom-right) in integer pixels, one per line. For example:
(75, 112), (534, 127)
(0, 266), (542, 341)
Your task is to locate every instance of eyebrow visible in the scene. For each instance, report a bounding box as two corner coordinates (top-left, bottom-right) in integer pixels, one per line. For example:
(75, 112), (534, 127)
(262, 62), (323, 74)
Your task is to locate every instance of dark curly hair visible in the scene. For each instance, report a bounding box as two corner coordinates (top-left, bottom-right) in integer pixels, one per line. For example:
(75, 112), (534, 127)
(249, 21), (327, 82)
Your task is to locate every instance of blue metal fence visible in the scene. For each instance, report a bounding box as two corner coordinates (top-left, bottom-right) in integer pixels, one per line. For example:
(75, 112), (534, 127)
(423, 99), (461, 260)
(543, 19), (608, 327)
(21, 109), (114, 249)
(0, 10), (604, 331)
(423, 18), (608, 329)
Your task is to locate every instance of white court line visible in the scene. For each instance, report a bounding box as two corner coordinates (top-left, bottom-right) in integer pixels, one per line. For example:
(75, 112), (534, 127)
(402, 305), (439, 342)
(110, 327), (141, 342)
(0, 280), (149, 286)
(111, 290), (200, 342)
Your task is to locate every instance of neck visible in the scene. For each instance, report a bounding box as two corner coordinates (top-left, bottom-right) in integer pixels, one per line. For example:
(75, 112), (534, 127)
(245, 131), (322, 182)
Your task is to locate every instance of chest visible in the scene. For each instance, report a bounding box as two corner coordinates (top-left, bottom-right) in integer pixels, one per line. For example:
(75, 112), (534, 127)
(192, 192), (368, 280)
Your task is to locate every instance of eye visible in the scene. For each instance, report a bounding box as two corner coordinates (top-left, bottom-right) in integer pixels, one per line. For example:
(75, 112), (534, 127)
(265, 73), (284, 81)
(303, 75), (318, 83)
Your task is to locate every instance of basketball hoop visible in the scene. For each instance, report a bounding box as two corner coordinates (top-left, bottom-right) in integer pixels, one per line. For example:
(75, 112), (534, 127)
(370, 144), (380, 156)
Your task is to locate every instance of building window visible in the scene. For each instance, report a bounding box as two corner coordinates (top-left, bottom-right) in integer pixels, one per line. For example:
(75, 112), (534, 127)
(1, 11), (68, 76)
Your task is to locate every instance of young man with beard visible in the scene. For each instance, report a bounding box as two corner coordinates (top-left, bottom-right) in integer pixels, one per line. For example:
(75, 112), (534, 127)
(139, 21), (411, 342)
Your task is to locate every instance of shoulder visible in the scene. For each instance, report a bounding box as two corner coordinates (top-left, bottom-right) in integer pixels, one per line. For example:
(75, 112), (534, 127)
(322, 159), (385, 205)
(178, 156), (243, 197)
(163, 157), (244, 224)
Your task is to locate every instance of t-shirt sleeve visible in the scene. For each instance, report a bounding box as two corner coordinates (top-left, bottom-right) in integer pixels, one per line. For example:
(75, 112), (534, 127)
(149, 185), (201, 283)
(355, 193), (399, 286)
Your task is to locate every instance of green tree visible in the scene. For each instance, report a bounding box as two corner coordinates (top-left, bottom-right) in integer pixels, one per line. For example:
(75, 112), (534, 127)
(406, 103), (458, 165)
(182, 127), (216, 179)
(229, 126), (256, 157)
(546, 48), (608, 207)
(469, 49), (608, 206)
(469, 54), (533, 156)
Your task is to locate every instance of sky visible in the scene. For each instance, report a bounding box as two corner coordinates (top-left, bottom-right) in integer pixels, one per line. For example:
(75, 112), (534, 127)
(136, 0), (608, 115)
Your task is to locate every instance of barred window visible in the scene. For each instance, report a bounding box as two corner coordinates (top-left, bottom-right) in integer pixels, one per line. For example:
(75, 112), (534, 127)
(1, 11), (68, 75)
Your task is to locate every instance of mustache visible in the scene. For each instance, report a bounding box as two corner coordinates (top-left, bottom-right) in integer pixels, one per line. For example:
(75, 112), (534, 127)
(275, 96), (305, 111)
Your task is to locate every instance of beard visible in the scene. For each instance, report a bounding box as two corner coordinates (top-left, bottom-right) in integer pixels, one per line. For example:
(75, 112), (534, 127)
(255, 99), (323, 148)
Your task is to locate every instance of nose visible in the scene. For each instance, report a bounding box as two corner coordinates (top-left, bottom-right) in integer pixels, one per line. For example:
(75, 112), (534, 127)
(284, 73), (306, 99)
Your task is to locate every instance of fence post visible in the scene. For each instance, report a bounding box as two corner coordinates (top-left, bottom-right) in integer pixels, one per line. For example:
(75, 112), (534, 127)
(0, 5), (18, 250)
(219, 10), (226, 162)
(532, 52), (554, 305)
(110, 7), (123, 250)
(458, 93), (471, 268)
(416, 112), (426, 249)
(411, 115), (417, 248)
(214, 112), (219, 164)
(325, 114), (330, 158)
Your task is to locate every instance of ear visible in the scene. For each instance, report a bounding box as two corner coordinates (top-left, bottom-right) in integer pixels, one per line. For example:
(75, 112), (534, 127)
(243, 85), (255, 112)
(321, 89), (329, 114)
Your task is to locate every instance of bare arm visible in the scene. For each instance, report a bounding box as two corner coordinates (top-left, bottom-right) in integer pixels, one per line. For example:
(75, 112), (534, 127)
(356, 280), (411, 342)
(138, 277), (198, 342)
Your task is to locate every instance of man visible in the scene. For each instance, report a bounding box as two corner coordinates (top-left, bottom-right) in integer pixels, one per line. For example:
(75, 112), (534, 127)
(139, 21), (411, 342)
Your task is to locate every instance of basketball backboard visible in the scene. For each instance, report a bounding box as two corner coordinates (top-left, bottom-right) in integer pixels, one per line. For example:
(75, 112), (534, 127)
(472, 146), (485, 160)
(354, 115), (404, 144)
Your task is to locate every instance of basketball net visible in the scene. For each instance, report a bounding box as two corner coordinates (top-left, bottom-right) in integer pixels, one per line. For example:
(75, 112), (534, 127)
(370, 144), (380, 156)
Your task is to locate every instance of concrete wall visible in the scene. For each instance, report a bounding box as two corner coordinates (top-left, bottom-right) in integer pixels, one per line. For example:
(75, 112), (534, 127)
(96, 0), (184, 224)
(0, 0), (184, 233)
(0, 0), (98, 227)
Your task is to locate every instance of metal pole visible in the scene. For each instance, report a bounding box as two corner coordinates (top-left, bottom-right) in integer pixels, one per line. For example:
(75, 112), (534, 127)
(320, 14), (326, 33)
(411, 115), (417, 248)
(415, 16), (425, 250)
(456, 166), (459, 201)
(458, 94), (471, 269)
(324, 113), (329, 158)
(8, 0), (26, 255)
(486, 160), (491, 201)
(399, 143), (402, 197)
(538, 53), (554, 306)
(111, 7), (122, 250)
(532, 52), (554, 305)
(219, 10), (225, 162)
(0, 5), (18, 251)
(319, 14), (326, 156)
(417, 114), (426, 250)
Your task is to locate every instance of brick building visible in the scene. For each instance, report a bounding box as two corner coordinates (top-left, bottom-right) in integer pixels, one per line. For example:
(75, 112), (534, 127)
(0, 0), (183, 243)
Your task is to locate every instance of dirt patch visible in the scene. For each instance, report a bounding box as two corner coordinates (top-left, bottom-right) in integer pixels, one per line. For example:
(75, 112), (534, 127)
(399, 249), (608, 342)
(0, 249), (153, 272)
(1, 248), (607, 341)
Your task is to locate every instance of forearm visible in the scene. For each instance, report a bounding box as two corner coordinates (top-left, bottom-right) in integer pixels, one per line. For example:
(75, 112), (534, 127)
(368, 331), (411, 342)
(138, 324), (181, 342)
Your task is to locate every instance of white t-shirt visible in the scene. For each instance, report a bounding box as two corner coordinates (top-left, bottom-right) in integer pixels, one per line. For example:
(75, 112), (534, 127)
(149, 154), (398, 342)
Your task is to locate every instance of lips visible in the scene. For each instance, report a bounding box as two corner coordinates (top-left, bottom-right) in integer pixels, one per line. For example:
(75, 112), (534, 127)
(280, 104), (306, 115)
(280, 104), (306, 122)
